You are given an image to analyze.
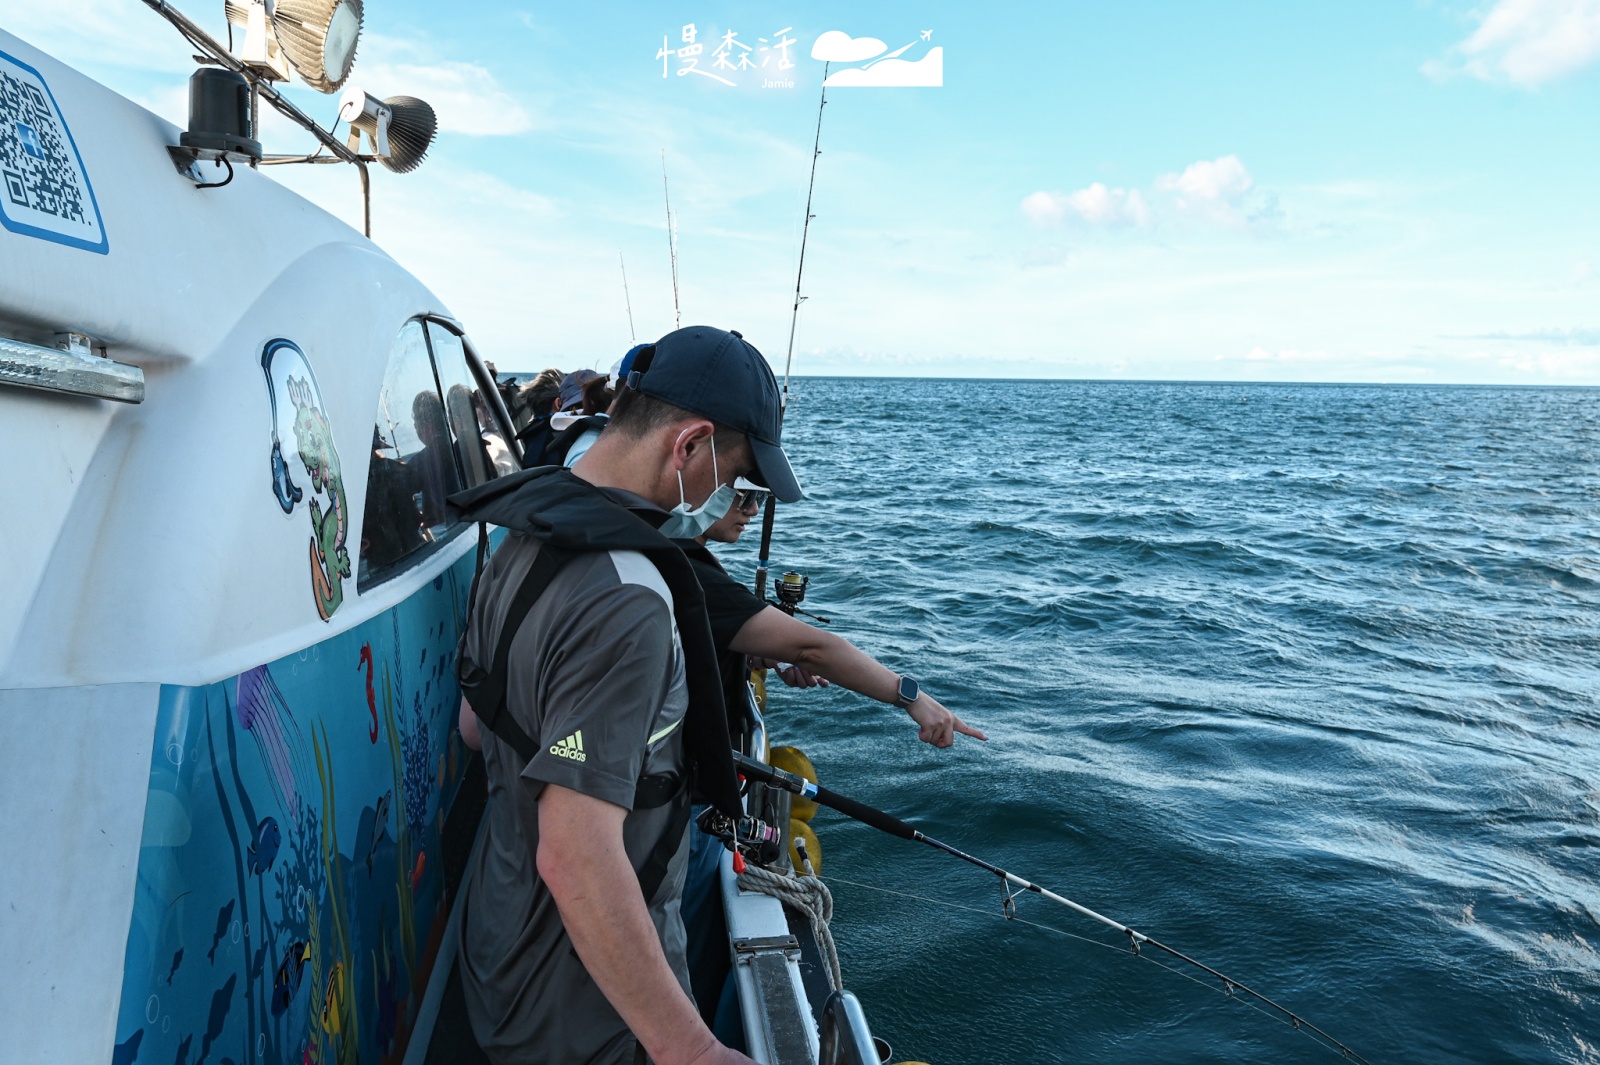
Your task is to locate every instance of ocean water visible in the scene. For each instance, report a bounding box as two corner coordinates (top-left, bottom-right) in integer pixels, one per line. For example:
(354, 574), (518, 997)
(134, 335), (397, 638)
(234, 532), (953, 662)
(717, 378), (1600, 1065)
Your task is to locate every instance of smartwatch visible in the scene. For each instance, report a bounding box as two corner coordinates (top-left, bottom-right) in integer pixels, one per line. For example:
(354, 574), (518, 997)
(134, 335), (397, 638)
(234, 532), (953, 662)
(893, 675), (920, 709)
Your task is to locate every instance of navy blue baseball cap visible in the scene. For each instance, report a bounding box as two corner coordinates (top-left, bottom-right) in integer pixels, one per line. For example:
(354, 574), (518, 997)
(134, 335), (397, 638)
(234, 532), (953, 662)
(626, 325), (802, 502)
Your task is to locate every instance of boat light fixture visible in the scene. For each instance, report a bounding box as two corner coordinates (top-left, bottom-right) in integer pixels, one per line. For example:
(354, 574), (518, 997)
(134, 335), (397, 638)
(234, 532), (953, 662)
(338, 88), (437, 173)
(272, 0), (363, 93)
(224, 0), (362, 93)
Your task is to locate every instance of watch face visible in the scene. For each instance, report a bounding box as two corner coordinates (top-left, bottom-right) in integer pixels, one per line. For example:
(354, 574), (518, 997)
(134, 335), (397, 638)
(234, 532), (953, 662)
(898, 676), (919, 704)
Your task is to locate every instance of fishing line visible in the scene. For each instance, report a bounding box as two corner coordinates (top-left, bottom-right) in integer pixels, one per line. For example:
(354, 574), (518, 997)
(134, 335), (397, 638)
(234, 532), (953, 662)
(823, 873), (1363, 1060)
(736, 752), (1371, 1064)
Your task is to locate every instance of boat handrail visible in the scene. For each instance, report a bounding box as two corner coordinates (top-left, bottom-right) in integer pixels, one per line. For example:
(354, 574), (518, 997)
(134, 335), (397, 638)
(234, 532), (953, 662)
(817, 989), (880, 1065)
(0, 334), (144, 404)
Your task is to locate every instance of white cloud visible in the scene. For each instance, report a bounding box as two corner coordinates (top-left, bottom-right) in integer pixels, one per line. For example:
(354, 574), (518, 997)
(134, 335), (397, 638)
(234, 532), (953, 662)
(1239, 346), (1334, 363)
(1495, 349), (1600, 376)
(1022, 183), (1150, 228)
(1432, 0), (1600, 86)
(811, 31), (888, 63)
(1155, 154), (1254, 222)
(353, 36), (533, 137)
(0, 0), (196, 74)
(1026, 156), (1260, 230)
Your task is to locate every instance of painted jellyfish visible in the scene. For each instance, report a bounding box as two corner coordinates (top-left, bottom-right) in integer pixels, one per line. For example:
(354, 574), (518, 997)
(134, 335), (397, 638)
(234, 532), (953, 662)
(236, 666), (310, 819)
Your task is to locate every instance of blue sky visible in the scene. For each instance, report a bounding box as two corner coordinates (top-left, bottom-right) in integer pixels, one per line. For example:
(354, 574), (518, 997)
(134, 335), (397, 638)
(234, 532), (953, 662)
(6, 0), (1600, 382)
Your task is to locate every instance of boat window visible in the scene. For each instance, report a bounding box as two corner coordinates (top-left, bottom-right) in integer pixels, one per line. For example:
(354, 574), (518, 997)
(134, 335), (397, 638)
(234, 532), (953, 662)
(357, 319), (467, 590)
(425, 321), (518, 481)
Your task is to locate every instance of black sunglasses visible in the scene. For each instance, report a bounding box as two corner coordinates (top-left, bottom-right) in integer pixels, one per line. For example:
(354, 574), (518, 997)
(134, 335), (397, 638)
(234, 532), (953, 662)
(733, 487), (770, 510)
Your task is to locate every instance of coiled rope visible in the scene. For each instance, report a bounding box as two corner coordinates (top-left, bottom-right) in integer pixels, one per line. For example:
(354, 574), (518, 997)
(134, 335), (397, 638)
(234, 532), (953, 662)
(737, 861), (842, 991)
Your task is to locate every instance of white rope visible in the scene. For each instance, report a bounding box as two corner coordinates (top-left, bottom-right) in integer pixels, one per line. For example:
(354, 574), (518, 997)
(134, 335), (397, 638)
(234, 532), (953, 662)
(737, 862), (841, 991)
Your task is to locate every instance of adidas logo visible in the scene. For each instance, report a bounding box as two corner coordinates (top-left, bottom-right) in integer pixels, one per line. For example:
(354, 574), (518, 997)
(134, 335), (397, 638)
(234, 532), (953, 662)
(550, 730), (587, 762)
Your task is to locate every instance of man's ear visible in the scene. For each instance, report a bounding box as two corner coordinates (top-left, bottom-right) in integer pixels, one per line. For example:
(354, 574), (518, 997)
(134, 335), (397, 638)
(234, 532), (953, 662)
(669, 419), (717, 470)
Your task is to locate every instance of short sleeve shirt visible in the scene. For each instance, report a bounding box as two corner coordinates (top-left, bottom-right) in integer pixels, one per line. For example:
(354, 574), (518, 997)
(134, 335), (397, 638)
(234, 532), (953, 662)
(459, 529), (691, 1064)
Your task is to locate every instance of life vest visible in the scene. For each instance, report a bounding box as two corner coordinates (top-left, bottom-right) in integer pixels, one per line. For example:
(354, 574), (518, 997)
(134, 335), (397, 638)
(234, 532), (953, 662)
(447, 467), (742, 901)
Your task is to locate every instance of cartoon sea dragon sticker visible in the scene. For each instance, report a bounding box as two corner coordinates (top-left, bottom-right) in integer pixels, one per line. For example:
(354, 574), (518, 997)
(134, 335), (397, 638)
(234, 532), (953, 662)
(261, 339), (351, 620)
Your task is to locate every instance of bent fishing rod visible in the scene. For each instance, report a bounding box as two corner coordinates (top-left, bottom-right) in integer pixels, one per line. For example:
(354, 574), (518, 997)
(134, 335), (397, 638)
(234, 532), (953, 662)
(733, 751), (1373, 1064)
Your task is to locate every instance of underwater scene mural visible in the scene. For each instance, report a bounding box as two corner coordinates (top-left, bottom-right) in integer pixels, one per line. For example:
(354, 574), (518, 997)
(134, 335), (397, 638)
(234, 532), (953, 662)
(112, 554), (476, 1065)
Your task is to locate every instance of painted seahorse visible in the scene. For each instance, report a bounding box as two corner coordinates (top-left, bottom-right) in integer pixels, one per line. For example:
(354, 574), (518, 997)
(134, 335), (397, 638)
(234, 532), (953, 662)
(287, 375), (351, 620)
(358, 644), (377, 743)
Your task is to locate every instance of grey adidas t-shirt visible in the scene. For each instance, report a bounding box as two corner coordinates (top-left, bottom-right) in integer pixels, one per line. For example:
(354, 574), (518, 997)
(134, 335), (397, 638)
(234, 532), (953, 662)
(459, 527), (691, 1065)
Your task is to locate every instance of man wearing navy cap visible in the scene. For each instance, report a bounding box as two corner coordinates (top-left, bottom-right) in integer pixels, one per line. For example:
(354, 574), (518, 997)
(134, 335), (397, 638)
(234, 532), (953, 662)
(452, 326), (798, 1065)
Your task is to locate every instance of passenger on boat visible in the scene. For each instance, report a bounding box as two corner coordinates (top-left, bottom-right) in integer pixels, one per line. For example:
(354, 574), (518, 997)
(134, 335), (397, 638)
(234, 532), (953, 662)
(557, 367), (603, 412)
(359, 427), (425, 569)
(409, 389), (464, 527)
(451, 326), (799, 1065)
(512, 367), (564, 463)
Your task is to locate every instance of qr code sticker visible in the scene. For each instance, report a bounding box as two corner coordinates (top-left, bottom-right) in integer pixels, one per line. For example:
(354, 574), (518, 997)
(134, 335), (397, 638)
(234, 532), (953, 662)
(0, 52), (106, 253)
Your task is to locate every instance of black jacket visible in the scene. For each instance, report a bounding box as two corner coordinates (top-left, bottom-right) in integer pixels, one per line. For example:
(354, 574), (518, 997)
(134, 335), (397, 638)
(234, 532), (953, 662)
(447, 467), (741, 817)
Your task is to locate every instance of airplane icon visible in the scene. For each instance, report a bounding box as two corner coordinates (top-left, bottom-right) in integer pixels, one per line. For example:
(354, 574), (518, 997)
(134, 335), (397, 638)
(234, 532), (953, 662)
(920, 29), (932, 41)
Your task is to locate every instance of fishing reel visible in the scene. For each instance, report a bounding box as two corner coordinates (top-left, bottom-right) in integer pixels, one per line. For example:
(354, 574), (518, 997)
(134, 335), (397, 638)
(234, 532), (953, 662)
(695, 806), (783, 866)
(772, 571), (830, 624)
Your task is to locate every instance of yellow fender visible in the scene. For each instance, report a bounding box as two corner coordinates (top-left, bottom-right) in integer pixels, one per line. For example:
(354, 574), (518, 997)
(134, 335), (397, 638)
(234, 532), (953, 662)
(768, 745), (818, 821)
(788, 817), (822, 875)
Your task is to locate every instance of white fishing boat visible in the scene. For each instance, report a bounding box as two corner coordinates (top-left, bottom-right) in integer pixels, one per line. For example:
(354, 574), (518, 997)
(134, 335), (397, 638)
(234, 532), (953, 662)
(0, 6), (892, 1065)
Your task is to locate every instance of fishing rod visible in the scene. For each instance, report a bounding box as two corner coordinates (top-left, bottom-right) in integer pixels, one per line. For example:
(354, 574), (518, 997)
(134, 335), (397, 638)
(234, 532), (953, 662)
(733, 751), (1373, 1064)
(754, 63), (829, 600)
(661, 149), (682, 330)
(781, 60), (828, 406)
(619, 250), (637, 345)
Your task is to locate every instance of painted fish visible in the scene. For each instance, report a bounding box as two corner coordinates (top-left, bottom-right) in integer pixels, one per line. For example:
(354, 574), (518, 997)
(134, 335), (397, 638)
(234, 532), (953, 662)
(198, 974), (237, 1064)
(165, 947), (184, 984)
(364, 791), (392, 877)
(174, 1033), (193, 1065)
(271, 941), (312, 1016)
(111, 1029), (143, 1065)
(410, 850), (426, 891)
(320, 961), (345, 1035)
(247, 817), (281, 876)
(206, 900), (235, 963)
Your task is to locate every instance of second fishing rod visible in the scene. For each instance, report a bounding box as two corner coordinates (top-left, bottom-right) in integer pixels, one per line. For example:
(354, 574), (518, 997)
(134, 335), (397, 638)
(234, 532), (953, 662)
(732, 750), (1374, 1065)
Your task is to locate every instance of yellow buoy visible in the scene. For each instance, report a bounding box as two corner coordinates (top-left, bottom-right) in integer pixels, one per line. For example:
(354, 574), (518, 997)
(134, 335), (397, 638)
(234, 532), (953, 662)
(788, 817), (822, 875)
(769, 745), (818, 821)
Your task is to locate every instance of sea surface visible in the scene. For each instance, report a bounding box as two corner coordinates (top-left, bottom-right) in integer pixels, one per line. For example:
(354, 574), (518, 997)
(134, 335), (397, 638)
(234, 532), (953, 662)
(716, 378), (1600, 1065)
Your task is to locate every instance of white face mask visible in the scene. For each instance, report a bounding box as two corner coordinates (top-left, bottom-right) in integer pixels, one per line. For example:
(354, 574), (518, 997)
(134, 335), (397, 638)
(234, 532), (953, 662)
(658, 434), (737, 539)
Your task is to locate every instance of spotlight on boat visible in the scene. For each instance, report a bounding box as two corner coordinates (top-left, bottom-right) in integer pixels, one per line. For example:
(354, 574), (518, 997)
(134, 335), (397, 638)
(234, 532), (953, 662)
(224, 0), (363, 93)
(272, 0), (364, 92)
(338, 88), (437, 173)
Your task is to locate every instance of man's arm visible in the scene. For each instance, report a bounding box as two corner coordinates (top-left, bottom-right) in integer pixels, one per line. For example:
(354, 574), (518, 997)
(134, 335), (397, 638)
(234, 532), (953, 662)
(728, 606), (987, 747)
(537, 785), (755, 1065)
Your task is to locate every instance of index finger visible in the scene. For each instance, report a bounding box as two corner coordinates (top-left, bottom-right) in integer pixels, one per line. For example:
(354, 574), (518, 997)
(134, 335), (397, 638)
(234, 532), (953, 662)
(955, 717), (988, 742)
